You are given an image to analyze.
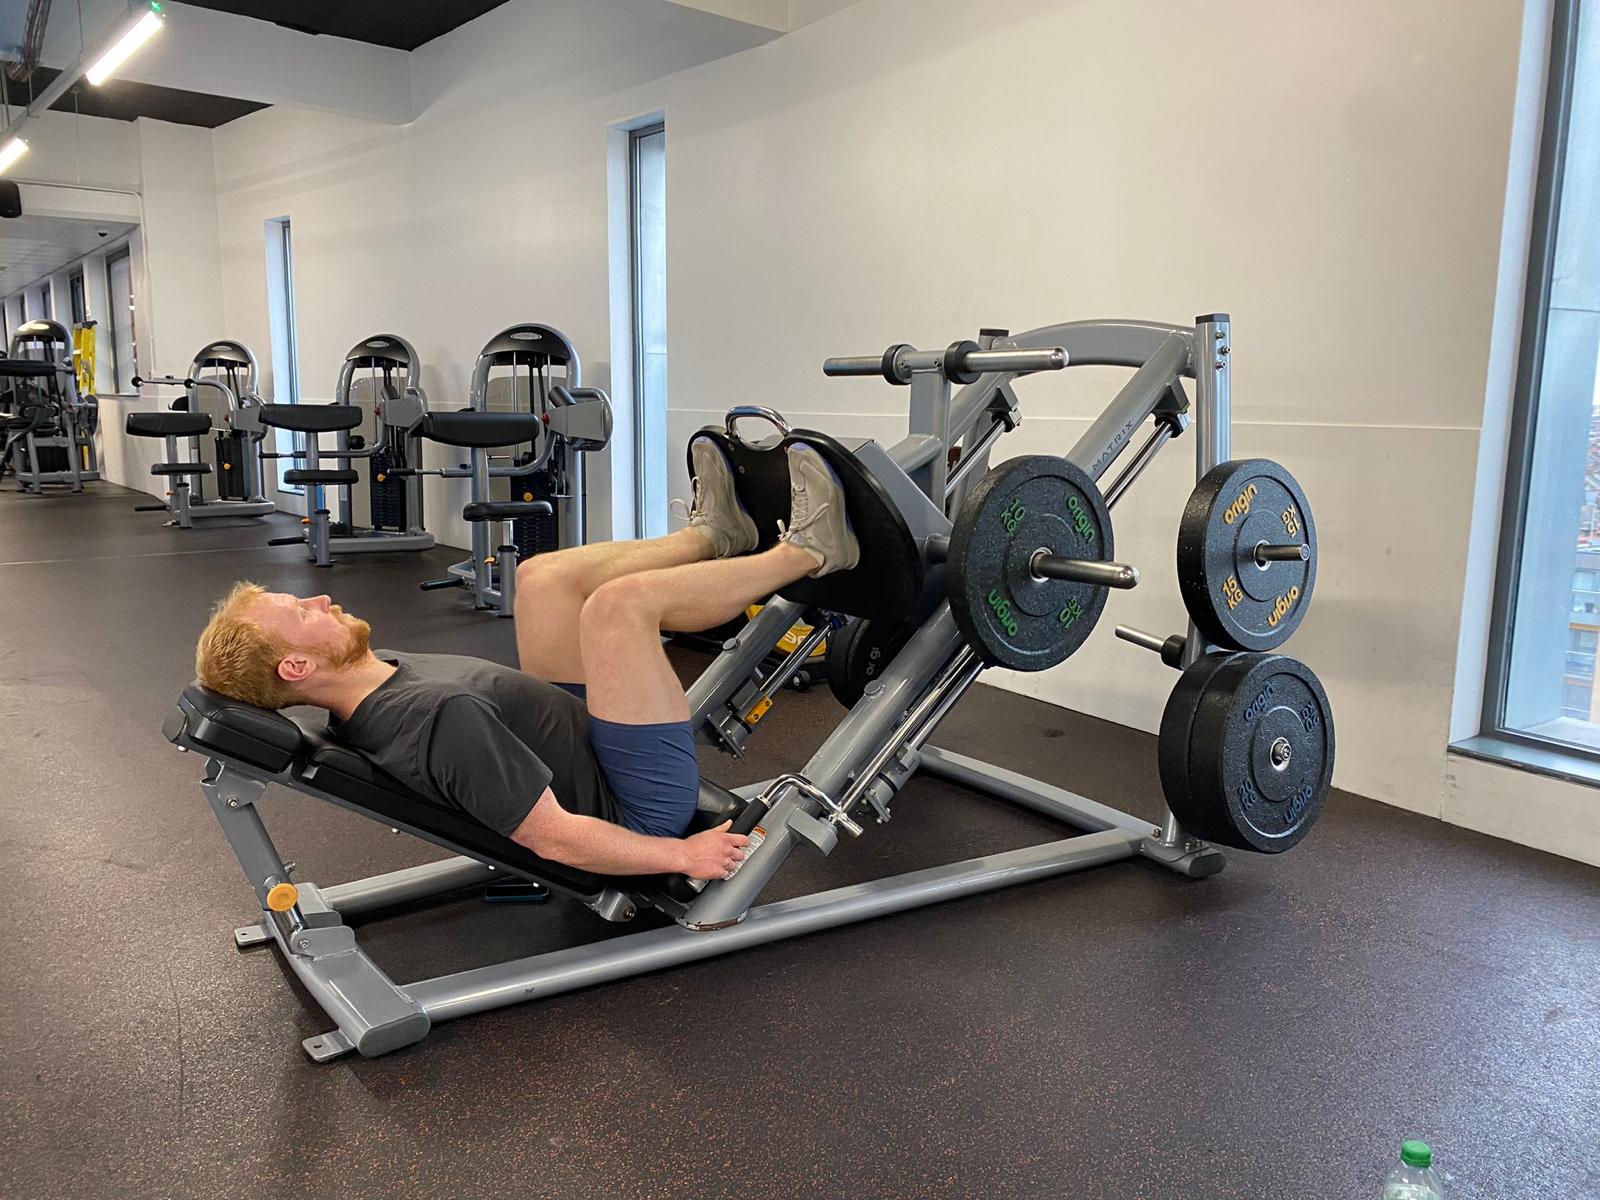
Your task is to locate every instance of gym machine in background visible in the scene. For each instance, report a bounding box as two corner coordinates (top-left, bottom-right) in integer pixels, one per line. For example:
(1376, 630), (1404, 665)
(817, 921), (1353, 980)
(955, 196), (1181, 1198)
(261, 334), (433, 566)
(1, 319), (99, 493)
(167, 313), (1338, 1060)
(125, 340), (275, 526)
(415, 323), (612, 616)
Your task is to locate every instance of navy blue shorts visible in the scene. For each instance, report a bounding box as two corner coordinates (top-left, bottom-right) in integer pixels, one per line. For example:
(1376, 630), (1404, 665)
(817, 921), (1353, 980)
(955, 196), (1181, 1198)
(558, 682), (698, 837)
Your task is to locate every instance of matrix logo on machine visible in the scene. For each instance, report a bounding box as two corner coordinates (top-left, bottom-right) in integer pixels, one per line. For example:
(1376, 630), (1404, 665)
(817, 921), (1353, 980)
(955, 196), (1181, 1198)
(366, 340), (392, 350)
(511, 331), (543, 341)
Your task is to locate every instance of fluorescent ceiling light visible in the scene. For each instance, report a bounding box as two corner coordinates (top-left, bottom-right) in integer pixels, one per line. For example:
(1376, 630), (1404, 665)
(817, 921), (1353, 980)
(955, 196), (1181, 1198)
(0, 137), (29, 175)
(86, 5), (165, 87)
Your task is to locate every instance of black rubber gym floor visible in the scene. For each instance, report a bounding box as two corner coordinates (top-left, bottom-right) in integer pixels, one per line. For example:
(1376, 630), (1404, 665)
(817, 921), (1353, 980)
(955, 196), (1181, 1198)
(3, 484), (1598, 1199)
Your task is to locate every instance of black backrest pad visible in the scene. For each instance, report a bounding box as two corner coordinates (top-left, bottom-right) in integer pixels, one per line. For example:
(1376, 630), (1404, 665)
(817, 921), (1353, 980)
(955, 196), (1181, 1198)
(419, 410), (541, 449)
(0, 357), (57, 378)
(166, 685), (304, 773)
(258, 404), (365, 433)
(688, 428), (923, 622)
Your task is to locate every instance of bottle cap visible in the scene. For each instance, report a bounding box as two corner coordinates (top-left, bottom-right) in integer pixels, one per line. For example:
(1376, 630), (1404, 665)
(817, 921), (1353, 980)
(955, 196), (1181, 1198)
(1401, 1141), (1432, 1168)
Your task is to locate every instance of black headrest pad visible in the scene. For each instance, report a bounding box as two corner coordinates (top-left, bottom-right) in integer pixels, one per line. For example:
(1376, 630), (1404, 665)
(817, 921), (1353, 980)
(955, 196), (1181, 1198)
(165, 684), (305, 774)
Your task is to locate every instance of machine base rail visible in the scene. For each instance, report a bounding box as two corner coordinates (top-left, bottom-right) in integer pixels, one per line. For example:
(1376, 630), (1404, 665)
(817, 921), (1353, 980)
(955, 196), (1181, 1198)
(242, 827), (1144, 1060)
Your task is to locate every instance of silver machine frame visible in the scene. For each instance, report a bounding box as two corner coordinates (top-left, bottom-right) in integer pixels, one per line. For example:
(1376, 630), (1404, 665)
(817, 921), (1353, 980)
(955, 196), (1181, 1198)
(205, 315), (1235, 1060)
(267, 334), (435, 565)
(4, 319), (99, 492)
(134, 340), (275, 525)
(420, 323), (611, 615)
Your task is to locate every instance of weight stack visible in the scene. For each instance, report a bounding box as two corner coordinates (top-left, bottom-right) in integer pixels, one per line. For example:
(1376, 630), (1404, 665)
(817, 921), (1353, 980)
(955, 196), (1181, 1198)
(35, 445), (69, 474)
(368, 447), (408, 532)
(214, 432), (248, 500)
(510, 468), (559, 557)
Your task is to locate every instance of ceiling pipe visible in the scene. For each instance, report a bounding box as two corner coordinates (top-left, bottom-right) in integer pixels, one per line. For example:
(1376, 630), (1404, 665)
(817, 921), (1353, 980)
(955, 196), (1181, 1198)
(0, 0), (162, 163)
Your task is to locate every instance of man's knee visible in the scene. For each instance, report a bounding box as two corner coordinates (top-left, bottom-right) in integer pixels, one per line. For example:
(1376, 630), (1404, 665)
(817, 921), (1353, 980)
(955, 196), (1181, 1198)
(582, 574), (659, 632)
(515, 551), (574, 598)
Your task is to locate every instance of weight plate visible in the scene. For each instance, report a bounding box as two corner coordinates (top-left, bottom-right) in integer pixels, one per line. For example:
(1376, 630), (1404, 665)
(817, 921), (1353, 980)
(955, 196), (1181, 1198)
(1180, 652), (1334, 853)
(1177, 459), (1316, 652)
(948, 455), (1113, 671)
(1157, 651), (1240, 821)
(826, 618), (916, 708)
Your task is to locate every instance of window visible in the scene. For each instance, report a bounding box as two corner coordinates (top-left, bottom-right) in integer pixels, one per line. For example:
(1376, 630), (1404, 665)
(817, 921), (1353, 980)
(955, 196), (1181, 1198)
(35, 284), (51, 322)
(264, 217), (302, 492)
(69, 270), (87, 326)
(630, 123), (668, 539)
(104, 246), (138, 393)
(1481, 0), (1600, 758)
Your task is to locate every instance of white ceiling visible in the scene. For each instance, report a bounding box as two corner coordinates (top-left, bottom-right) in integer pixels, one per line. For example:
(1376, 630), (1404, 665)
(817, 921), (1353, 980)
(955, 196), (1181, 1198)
(0, 215), (138, 296)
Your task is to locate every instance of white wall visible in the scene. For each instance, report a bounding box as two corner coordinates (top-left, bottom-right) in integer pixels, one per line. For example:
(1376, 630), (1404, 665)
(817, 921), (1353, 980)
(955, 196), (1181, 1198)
(59, 0), (1598, 863)
(210, 0), (774, 551)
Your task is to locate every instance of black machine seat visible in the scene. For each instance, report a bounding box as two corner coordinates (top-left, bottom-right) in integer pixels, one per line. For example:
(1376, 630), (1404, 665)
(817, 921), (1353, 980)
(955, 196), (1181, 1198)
(463, 499), (554, 522)
(419, 410), (541, 449)
(259, 404), (365, 434)
(151, 462), (213, 477)
(164, 683), (743, 901)
(284, 468), (361, 486)
(127, 411), (213, 438)
(688, 426), (924, 622)
(0, 356), (58, 379)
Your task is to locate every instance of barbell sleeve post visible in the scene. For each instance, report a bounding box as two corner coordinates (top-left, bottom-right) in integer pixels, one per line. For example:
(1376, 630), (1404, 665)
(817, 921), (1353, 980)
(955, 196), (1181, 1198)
(960, 347), (1067, 374)
(1254, 542), (1310, 564)
(1114, 625), (1188, 669)
(925, 535), (950, 564)
(1029, 552), (1140, 589)
(821, 355), (889, 377)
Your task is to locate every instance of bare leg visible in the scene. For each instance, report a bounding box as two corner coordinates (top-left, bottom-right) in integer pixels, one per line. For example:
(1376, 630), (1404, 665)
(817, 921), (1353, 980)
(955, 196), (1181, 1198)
(580, 543), (816, 724)
(515, 529), (714, 682)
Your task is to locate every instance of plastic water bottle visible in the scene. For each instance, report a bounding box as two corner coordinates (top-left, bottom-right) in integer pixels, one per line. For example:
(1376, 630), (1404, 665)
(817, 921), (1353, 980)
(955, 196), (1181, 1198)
(1383, 1141), (1444, 1199)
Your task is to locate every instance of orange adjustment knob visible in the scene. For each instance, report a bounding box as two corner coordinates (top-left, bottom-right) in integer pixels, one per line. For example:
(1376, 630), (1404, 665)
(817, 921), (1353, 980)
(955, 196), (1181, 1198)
(484, 555), (497, 565)
(222, 462), (233, 470)
(301, 517), (310, 525)
(377, 474), (387, 483)
(522, 491), (533, 501)
(265, 882), (299, 912)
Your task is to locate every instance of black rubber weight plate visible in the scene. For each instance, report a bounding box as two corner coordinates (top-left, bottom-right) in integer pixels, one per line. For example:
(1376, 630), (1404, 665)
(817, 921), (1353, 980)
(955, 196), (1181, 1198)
(1177, 458), (1316, 652)
(826, 618), (916, 708)
(1157, 651), (1239, 823)
(1182, 653), (1334, 853)
(948, 455), (1113, 671)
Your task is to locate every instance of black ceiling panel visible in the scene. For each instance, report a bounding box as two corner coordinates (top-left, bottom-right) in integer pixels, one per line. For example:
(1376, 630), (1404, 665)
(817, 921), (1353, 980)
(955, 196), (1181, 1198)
(178, 1), (512, 52)
(20, 66), (269, 128)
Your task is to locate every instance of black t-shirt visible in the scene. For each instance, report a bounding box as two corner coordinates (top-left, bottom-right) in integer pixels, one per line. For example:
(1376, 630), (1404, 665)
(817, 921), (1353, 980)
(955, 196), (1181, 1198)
(328, 650), (619, 835)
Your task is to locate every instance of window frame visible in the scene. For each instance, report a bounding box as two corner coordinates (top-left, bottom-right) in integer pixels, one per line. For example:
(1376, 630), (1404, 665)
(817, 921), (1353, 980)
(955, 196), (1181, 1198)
(1477, 0), (1593, 762)
(265, 216), (304, 495)
(103, 243), (137, 394)
(69, 268), (87, 326)
(629, 121), (666, 540)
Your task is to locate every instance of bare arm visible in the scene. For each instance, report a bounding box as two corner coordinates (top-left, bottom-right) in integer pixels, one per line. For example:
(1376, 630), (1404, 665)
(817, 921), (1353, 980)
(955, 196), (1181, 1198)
(510, 788), (747, 879)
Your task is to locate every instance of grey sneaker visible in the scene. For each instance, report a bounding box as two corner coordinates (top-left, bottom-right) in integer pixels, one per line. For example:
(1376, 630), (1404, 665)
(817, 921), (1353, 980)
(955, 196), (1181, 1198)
(778, 444), (860, 577)
(678, 437), (758, 557)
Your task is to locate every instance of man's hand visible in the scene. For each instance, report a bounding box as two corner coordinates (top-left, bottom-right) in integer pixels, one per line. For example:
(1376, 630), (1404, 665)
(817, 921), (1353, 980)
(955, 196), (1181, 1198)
(678, 820), (750, 880)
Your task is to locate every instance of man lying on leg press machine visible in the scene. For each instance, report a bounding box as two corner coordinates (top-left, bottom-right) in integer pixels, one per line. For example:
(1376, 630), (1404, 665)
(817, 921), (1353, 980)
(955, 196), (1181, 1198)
(194, 441), (859, 881)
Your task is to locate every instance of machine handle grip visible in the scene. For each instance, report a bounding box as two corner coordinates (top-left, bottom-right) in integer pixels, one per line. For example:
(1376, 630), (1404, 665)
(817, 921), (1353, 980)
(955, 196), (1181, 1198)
(724, 406), (793, 442)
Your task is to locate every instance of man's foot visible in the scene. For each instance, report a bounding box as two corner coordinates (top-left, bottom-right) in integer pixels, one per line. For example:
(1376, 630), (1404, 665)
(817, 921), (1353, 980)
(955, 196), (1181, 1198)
(679, 438), (759, 557)
(778, 444), (860, 577)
